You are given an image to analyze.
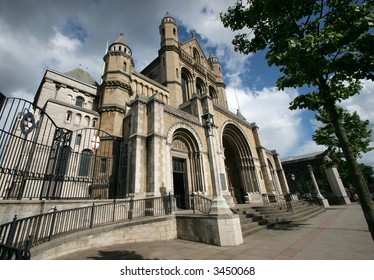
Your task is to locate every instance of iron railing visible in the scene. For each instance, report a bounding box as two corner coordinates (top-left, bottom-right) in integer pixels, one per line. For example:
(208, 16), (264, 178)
(298, 193), (322, 206)
(0, 194), (213, 259)
(173, 193), (212, 215)
(0, 235), (32, 260)
(262, 193), (294, 212)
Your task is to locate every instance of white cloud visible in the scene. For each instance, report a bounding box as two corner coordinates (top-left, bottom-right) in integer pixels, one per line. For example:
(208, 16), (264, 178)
(49, 28), (82, 51)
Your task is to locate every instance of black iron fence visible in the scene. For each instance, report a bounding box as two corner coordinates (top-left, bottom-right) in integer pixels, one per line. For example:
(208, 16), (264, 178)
(0, 194), (213, 259)
(0, 97), (127, 200)
(262, 193), (294, 212)
(0, 235), (32, 260)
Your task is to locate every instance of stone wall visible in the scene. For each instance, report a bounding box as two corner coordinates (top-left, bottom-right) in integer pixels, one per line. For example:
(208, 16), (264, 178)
(31, 215), (177, 260)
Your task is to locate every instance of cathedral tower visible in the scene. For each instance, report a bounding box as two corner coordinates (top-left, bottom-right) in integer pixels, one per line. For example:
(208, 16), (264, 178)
(159, 12), (182, 107)
(99, 33), (134, 137)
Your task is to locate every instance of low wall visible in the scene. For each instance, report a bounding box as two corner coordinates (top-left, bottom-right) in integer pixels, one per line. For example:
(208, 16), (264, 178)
(176, 214), (243, 246)
(31, 215), (177, 260)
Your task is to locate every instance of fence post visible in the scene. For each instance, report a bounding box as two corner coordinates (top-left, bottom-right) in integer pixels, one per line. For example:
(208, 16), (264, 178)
(48, 207), (57, 241)
(112, 199), (116, 222)
(128, 198), (133, 221)
(21, 235), (33, 260)
(192, 192), (196, 214)
(90, 203), (96, 228)
(168, 192), (172, 214)
(5, 215), (18, 246)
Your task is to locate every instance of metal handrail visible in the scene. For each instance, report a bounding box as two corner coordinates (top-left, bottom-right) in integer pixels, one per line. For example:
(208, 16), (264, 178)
(261, 193), (293, 212)
(298, 193), (321, 206)
(0, 194), (212, 257)
(0, 197), (168, 250)
(173, 193), (212, 215)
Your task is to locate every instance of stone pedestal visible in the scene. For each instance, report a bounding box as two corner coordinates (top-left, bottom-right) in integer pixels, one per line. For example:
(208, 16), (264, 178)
(325, 167), (351, 204)
(317, 194), (330, 208)
(176, 214), (243, 246)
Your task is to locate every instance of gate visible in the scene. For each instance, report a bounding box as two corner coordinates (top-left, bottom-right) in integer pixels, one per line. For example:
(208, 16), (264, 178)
(0, 97), (127, 200)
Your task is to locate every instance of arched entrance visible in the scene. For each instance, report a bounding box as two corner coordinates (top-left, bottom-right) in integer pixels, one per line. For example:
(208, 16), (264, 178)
(171, 127), (203, 208)
(222, 123), (259, 203)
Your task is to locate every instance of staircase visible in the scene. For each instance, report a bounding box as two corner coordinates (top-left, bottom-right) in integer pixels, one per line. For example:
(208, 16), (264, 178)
(232, 200), (326, 237)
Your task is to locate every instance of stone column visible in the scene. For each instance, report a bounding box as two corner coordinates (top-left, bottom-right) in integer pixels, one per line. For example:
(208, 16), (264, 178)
(307, 165), (329, 207)
(200, 107), (243, 246)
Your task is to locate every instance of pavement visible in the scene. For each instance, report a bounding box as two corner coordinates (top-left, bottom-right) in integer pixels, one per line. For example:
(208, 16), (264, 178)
(55, 203), (374, 260)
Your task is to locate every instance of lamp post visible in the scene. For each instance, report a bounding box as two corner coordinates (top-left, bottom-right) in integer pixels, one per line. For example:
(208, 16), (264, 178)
(307, 165), (329, 207)
(202, 108), (232, 215)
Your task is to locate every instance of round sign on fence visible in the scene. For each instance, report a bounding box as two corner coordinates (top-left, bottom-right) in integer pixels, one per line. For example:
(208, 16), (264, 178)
(20, 111), (36, 135)
(91, 135), (100, 150)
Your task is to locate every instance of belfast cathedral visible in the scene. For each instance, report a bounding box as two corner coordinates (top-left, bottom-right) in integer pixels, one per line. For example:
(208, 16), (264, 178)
(30, 12), (289, 206)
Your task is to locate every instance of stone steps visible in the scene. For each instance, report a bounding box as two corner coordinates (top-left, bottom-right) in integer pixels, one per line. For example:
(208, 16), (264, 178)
(232, 200), (326, 236)
(231, 208), (269, 237)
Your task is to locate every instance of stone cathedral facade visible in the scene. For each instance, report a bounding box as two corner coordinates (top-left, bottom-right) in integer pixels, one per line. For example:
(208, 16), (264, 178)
(34, 13), (289, 205)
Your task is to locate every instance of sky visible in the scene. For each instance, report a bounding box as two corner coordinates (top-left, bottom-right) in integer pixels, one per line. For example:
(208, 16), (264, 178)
(0, 0), (373, 166)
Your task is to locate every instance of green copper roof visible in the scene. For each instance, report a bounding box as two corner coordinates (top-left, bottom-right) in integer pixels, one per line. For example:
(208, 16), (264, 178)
(64, 68), (97, 86)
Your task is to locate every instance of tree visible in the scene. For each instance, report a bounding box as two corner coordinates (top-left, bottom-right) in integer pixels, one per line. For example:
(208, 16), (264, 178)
(221, 0), (374, 240)
(314, 107), (374, 187)
(314, 107), (373, 160)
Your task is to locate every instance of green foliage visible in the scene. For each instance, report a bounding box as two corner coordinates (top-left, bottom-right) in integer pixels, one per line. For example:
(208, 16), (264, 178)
(314, 107), (373, 159)
(221, 0), (374, 110)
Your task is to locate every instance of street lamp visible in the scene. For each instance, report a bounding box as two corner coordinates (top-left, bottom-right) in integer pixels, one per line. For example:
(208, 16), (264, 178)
(201, 107), (232, 215)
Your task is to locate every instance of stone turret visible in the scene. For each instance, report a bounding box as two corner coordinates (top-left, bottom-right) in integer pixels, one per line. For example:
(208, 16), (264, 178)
(159, 12), (179, 48)
(208, 52), (228, 108)
(99, 33), (134, 137)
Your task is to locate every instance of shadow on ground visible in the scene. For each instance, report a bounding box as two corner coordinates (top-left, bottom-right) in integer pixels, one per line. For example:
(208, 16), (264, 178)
(267, 222), (307, 231)
(86, 250), (161, 260)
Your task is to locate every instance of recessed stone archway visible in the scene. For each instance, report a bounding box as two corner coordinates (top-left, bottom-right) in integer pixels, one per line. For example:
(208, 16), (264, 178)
(166, 123), (205, 200)
(222, 123), (259, 203)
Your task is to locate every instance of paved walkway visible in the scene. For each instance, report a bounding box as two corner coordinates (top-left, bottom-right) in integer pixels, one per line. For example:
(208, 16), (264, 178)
(56, 204), (374, 260)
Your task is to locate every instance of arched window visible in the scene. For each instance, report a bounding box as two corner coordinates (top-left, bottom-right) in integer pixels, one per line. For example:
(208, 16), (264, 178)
(196, 78), (205, 95)
(78, 149), (93, 177)
(122, 62), (127, 72)
(67, 94), (73, 103)
(92, 118), (98, 128)
(84, 116), (90, 127)
(209, 86), (218, 103)
(75, 113), (82, 125)
(181, 72), (189, 102)
(193, 48), (200, 63)
(75, 96), (84, 107)
(66, 111), (72, 122)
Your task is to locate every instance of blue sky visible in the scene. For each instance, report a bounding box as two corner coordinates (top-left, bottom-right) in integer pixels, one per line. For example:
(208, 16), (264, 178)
(0, 0), (373, 166)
